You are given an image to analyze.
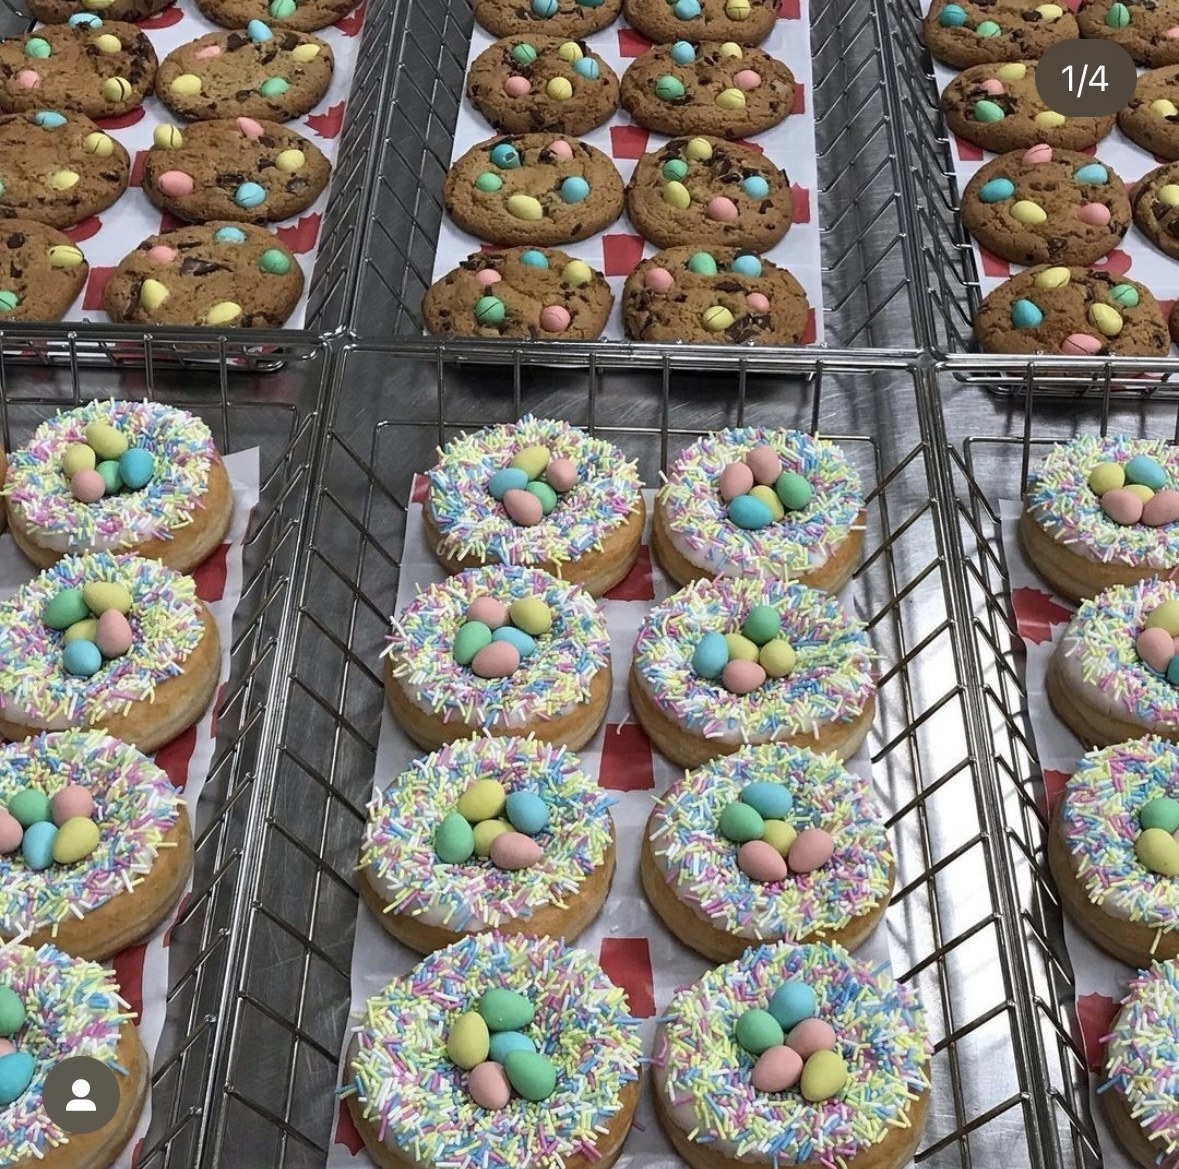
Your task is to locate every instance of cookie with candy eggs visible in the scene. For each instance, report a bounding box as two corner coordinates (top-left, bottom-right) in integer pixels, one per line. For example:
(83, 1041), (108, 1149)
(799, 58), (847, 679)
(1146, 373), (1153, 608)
(1132, 161), (1179, 260)
(0, 111), (128, 230)
(960, 147), (1129, 266)
(142, 117), (330, 225)
(620, 41), (794, 138)
(626, 135), (792, 250)
(196, 0), (359, 33)
(622, 0), (776, 47)
(923, 0), (1078, 67)
(467, 37), (619, 136)
(423, 246), (614, 340)
(974, 266), (1168, 357)
(941, 61), (1116, 152)
(443, 134), (624, 246)
(0, 18), (157, 120)
(474, 0), (621, 39)
(155, 26), (333, 122)
(103, 222), (303, 328)
(1118, 67), (1179, 160)
(0, 219), (87, 321)
(31, 0), (174, 20)
(1078, 0), (1179, 66)
(624, 246), (809, 345)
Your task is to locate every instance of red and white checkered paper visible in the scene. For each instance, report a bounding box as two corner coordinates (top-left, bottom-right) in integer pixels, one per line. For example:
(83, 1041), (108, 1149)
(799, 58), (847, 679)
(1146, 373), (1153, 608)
(39, 1), (364, 328)
(0, 446), (260, 1169)
(325, 481), (903, 1169)
(432, 3), (824, 343)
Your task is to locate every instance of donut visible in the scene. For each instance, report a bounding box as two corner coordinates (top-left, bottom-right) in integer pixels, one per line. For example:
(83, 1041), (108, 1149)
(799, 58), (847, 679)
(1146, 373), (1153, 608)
(642, 743), (893, 962)
(1047, 577), (1179, 748)
(359, 736), (616, 953)
(629, 576), (876, 767)
(1021, 435), (1179, 602)
(3, 400), (232, 573)
(344, 931), (642, 1169)
(1103, 958), (1179, 1169)
(0, 730), (190, 961)
(653, 940), (930, 1169)
(383, 564), (612, 751)
(423, 416), (645, 597)
(653, 428), (864, 591)
(0, 551), (221, 754)
(0, 940), (147, 1169)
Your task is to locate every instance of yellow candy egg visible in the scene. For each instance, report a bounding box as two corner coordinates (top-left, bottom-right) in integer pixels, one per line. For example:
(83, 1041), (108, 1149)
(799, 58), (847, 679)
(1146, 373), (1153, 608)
(82, 132), (113, 157)
(1137, 828), (1179, 875)
(715, 88), (746, 110)
(557, 41), (583, 61)
(1034, 110), (1066, 128)
(84, 422), (127, 461)
(718, 41), (743, 57)
(703, 305), (735, 331)
(759, 638), (797, 678)
(204, 302), (242, 326)
(139, 278), (170, 311)
(761, 819), (797, 856)
(506, 193), (543, 221)
(82, 581), (132, 615)
(724, 633), (760, 662)
(1087, 461), (1125, 495)
(1160, 184), (1179, 207)
(1034, 266), (1070, 290)
(62, 618), (98, 645)
(447, 1011), (490, 1071)
(170, 74), (203, 97)
(1035, 3), (1063, 17)
(749, 484), (785, 521)
(1125, 483), (1155, 503)
(153, 124), (184, 149)
(93, 33), (122, 52)
(1146, 599), (1179, 635)
(275, 149), (305, 172)
(684, 136), (713, 161)
(61, 442), (95, 476)
(663, 180), (691, 209)
(52, 817), (100, 864)
(1088, 302), (1124, 336)
(100, 76), (131, 102)
(509, 597), (552, 636)
(48, 245), (84, 269)
(457, 779), (507, 823)
(996, 63), (1027, 80)
(546, 76), (573, 100)
(48, 170), (79, 191)
(290, 43), (322, 62)
(562, 259), (592, 286)
(1153, 99), (1179, 117)
(473, 818), (512, 857)
(1010, 199), (1046, 225)
(725, 0), (751, 17)
(800, 1050), (849, 1103)
(510, 444), (550, 479)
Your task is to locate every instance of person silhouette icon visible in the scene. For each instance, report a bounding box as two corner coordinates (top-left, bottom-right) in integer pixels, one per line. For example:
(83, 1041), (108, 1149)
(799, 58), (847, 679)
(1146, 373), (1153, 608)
(65, 1078), (96, 1112)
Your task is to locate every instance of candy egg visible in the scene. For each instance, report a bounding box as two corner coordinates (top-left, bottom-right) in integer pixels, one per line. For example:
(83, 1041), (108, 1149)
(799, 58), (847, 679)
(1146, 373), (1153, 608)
(786, 1017), (837, 1059)
(21, 820), (56, 871)
(51, 784), (94, 827)
(1143, 489), (1179, 527)
(775, 471), (812, 511)
(707, 196), (738, 221)
(1076, 203), (1112, 226)
(447, 1010), (490, 1070)
(545, 457), (577, 493)
(95, 609), (132, 658)
(51, 816), (99, 864)
(740, 781), (793, 819)
(466, 598), (507, 632)
(95, 460), (122, 495)
(1122, 483), (1152, 504)
(492, 625), (537, 658)
(1137, 827), (1179, 876)
(645, 266), (675, 292)
(118, 447), (154, 490)
(457, 778), (507, 822)
(0, 1042), (13, 1058)
(64, 618), (97, 647)
(724, 633), (759, 662)
(489, 830), (542, 870)
(62, 640), (102, 678)
(471, 641), (520, 679)
(0, 988), (23, 1037)
(1167, 656), (1179, 687)
(800, 1050), (848, 1102)
(749, 485), (785, 522)
(0, 812), (20, 854)
(759, 639), (796, 678)
(504, 1050), (557, 1101)
(8, 790), (49, 829)
(752, 1045), (803, 1093)
(454, 620), (494, 666)
(71, 468), (105, 502)
(436, 812), (476, 863)
(510, 445), (550, 479)
(503, 488), (543, 526)
(503, 75), (530, 96)
(738, 839), (789, 882)
(1141, 796), (1179, 833)
(743, 604), (781, 646)
(477, 988), (536, 1031)
(0, 1053), (33, 1107)
(718, 800), (765, 843)
(735, 1008), (784, 1055)
(787, 827), (835, 873)
(719, 461), (755, 502)
(488, 1030), (537, 1062)
(1100, 487), (1144, 526)
(82, 581), (132, 616)
(84, 421), (127, 460)
(488, 467), (529, 500)
(761, 819), (797, 857)
(692, 631), (730, 680)
(472, 818), (511, 857)
(722, 659), (766, 695)
(1126, 455), (1167, 490)
(44, 588), (89, 630)
(978, 178), (1015, 203)
(505, 791), (549, 835)
(729, 493), (773, 530)
(539, 305), (571, 332)
(769, 980), (817, 1030)
(1087, 461), (1125, 495)
(468, 1061), (511, 1110)
(61, 442), (96, 476)
(1147, 600), (1179, 636)
(509, 598), (552, 636)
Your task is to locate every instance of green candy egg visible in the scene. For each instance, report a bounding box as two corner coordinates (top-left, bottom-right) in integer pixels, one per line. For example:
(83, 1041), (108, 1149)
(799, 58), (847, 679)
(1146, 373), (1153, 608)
(800, 1049), (848, 1102)
(23, 37), (51, 58)
(1146, 601), (1179, 636)
(8, 789), (50, 829)
(724, 632), (759, 662)
(687, 251), (718, 276)
(51, 816), (99, 864)
(1106, 1), (1130, 25)
(718, 801), (765, 843)
(63, 618), (99, 645)
(509, 444), (550, 480)
(1136, 827), (1179, 876)
(95, 459), (122, 494)
(473, 818), (512, 857)
(1141, 796), (1179, 834)
(510, 598), (552, 636)
(477, 988), (535, 1032)
(457, 778), (507, 823)
(775, 471), (812, 511)
(475, 172), (504, 192)
(44, 588), (89, 630)
(447, 1010), (490, 1070)
(662, 158), (689, 181)
(974, 18), (1001, 34)
(526, 480), (558, 515)
(435, 812), (475, 864)
(735, 1008), (783, 1055)
(742, 604), (781, 646)
(655, 75), (685, 101)
(454, 620), (493, 666)
(1088, 461), (1125, 496)
(258, 248), (291, 275)
(504, 1050), (557, 1101)
(84, 421), (127, 461)
(61, 442), (96, 477)
(511, 43), (538, 64)
(973, 99), (1005, 123)
(82, 581), (132, 616)
(0, 987), (24, 1038)
(759, 639), (797, 678)
(475, 296), (506, 325)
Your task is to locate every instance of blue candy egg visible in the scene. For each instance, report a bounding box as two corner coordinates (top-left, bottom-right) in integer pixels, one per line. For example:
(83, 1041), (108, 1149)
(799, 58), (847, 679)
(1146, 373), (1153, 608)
(1166, 655), (1179, 688)
(573, 57), (600, 79)
(62, 639), (102, 678)
(488, 1030), (537, 1063)
(519, 249), (549, 268)
(978, 178), (1015, 203)
(938, 3), (967, 24)
(21, 821), (56, 872)
(670, 40), (697, 63)
(1073, 163), (1109, 184)
(33, 111), (66, 128)
(506, 790), (550, 836)
(234, 181), (267, 209)
(691, 631), (730, 680)
(1010, 298), (1043, 328)
(530, 0), (558, 15)
(560, 176), (590, 203)
(728, 493), (773, 530)
(576, 0), (604, 7)
(490, 143), (522, 168)
(492, 625), (538, 658)
(0, 1053), (34, 1107)
(741, 176), (770, 200)
(768, 981), (816, 1031)
(488, 467), (529, 500)
(118, 447), (154, 490)
(214, 226), (247, 244)
(67, 12), (102, 26)
(1126, 455), (1167, 490)
(731, 254), (763, 278)
(673, 0), (701, 16)
(247, 18), (273, 39)
(740, 781), (794, 820)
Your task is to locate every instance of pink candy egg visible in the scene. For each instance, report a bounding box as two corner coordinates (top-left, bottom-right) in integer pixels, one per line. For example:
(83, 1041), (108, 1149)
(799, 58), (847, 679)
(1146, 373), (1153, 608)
(1101, 486), (1145, 526)
(71, 468), (105, 503)
(490, 830), (542, 870)
(787, 826), (835, 873)
(707, 196), (739, 222)
(194, 43), (222, 57)
(737, 839), (789, 883)
(503, 487), (543, 526)
(980, 78), (1004, 94)
(503, 75), (531, 96)
(471, 641), (520, 679)
(157, 170), (195, 197)
(1061, 333), (1102, 356)
(476, 269), (502, 286)
(1143, 488), (1179, 527)
(1167, 24), (1179, 35)
(734, 69), (761, 90)
(51, 784), (94, 827)
(0, 811), (21, 855)
(539, 305), (571, 332)
(1076, 202), (1111, 226)
(645, 266), (674, 293)
(722, 659), (766, 695)
(546, 457), (577, 493)
(547, 139), (574, 159)
(236, 116), (264, 138)
(469, 1061), (511, 1110)
(786, 1017), (837, 1059)
(745, 444), (782, 486)
(1137, 626), (1175, 673)
(746, 292), (770, 313)
(467, 596), (508, 629)
(1023, 143), (1053, 164)
(16, 70), (40, 89)
(719, 461), (755, 502)
(751, 1045), (803, 1093)
(96, 609), (133, 658)
(0, 1040), (16, 1059)
(147, 245), (177, 264)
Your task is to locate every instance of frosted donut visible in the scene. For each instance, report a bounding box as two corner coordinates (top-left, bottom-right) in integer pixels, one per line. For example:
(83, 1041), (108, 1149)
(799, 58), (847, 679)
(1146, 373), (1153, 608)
(0, 551), (221, 754)
(383, 564), (611, 751)
(653, 940), (930, 1169)
(653, 427), (864, 591)
(0, 941), (147, 1169)
(1047, 577), (1179, 748)
(642, 743), (894, 962)
(0, 731), (190, 961)
(424, 416), (645, 597)
(1103, 958), (1179, 1169)
(344, 931), (642, 1169)
(1022, 435), (1179, 602)
(359, 736), (616, 953)
(4, 400), (232, 573)
(629, 576), (876, 768)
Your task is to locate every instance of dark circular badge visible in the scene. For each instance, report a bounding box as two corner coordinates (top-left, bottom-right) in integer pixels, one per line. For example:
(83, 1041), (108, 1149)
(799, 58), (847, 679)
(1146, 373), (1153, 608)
(41, 1057), (120, 1134)
(1036, 39), (1137, 116)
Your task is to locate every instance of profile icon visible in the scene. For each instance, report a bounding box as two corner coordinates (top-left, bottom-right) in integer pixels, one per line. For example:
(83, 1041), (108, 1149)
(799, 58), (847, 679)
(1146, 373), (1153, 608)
(65, 1078), (96, 1113)
(42, 1057), (118, 1133)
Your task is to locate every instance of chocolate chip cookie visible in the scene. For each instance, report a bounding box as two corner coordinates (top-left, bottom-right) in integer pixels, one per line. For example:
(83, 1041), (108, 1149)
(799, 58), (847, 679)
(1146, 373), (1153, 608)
(444, 134), (624, 245)
(0, 111), (129, 229)
(103, 222), (303, 327)
(156, 26), (333, 122)
(1131, 160), (1179, 258)
(941, 61), (1116, 151)
(622, 0), (776, 46)
(142, 117), (329, 224)
(974, 267), (1168, 355)
(1077, 0), (1179, 65)
(924, 0), (1078, 68)
(626, 135), (791, 249)
(960, 147), (1129, 265)
(0, 20), (157, 120)
(467, 36), (619, 135)
(623, 246), (809, 344)
(423, 246), (613, 338)
(30, 0), (174, 24)
(473, 0), (622, 41)
(0, 219), (87, 320)
(196, 0), (359, 33)
(1118, 66), (1179, 158)
(620, 41), (794, 138)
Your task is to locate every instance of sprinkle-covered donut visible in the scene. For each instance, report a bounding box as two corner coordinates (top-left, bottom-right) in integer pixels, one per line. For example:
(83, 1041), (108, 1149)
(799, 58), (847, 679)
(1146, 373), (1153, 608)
(643, 743), (893, 961)
(423, 416), (645, 597)
(0, 551), (220, 754)
(360, 735), (615, 953)
(1021, 435), (1179, 601)
(384, 564), (612, 751)
(344, 932), (642, 1169)
(653, 941), (930, 1169)
(653, 427), (864, 590)
(1050, 736), (1179, 967)
(630, 576), (875, 767)
(4, 399), (232, 573)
